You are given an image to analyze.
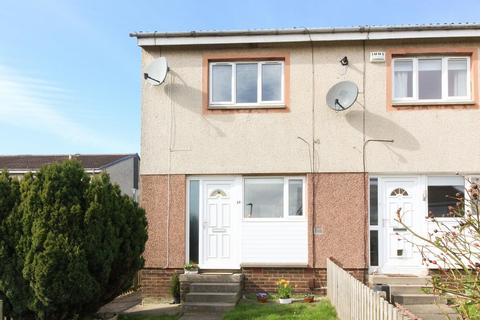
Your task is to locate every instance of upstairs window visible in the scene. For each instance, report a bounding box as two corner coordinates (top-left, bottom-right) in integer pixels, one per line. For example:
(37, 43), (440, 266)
(393, 56), (471, 104)
(209, 61), (284, 108)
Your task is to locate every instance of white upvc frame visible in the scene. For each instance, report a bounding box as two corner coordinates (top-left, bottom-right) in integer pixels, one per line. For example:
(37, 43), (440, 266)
(368, 177), (380, 269)
(426, 175), (466, 221)
(242, 176), (306, 221)
(186, 176), (243, 268)
(392, 56), (471, 104)
(209, 61), (285, 108)
(368, 174), (469, 272)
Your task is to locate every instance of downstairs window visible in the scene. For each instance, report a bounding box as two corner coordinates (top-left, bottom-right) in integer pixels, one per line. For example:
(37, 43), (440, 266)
(244, 177), (304, 219)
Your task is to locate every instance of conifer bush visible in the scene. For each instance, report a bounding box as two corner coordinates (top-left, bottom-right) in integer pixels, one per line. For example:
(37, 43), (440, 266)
(0, 161), (148, 319)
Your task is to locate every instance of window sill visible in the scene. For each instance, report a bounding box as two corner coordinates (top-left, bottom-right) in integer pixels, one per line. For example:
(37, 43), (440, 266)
(242, 217), (306, 222)
(208, 104), (287, 110)
(392, 100), (476, 107)
(241, 262), (308, 268)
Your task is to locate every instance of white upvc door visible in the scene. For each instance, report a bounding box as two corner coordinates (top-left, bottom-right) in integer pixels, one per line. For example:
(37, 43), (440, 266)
(379, 177), (427, 275)
(199, 178), (241, 269)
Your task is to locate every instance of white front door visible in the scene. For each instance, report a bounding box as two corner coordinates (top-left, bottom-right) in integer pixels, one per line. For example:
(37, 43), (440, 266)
(200, 179), (241, 269)
(379, 177), (427, 275)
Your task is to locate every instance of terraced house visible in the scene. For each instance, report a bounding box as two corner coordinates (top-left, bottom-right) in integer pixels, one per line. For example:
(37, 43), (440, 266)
(130, 23), (480, 301)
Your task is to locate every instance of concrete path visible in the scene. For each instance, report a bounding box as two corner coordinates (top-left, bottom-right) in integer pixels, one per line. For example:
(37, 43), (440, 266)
(99, 291), (228, 319)
(98, 292), (142, 314)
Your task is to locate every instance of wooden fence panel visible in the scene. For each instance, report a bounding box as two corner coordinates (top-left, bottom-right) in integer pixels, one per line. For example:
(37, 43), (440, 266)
(326, 258), (408, 320)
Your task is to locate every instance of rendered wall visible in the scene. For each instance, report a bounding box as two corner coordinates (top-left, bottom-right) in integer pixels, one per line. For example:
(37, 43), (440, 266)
(140, 40), (480, 175)
(105, 157), (136, 197)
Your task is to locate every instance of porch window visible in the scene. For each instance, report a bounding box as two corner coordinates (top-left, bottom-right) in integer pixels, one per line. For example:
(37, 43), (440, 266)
(209, 61), (285, 108)
(369, 177), (379, 267)
(393, 56), (471, 103)
(427, 176), (465, 218)
(188, 180), (200, 263)
(244, 177), (304, 218)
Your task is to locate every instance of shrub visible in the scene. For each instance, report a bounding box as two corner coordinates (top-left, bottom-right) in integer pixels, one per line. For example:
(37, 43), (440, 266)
(0, 161), (148, 320)
(170, 273), (180, 303)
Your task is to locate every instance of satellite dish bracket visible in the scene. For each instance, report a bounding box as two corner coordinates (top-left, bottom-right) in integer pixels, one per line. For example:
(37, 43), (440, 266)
(326, 81), (359, 112)
(334, 99), (346, 110)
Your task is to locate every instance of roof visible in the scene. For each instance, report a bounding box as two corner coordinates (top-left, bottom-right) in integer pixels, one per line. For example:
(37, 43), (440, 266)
(0, 154), (139, 172)
(130, 23), (480, 46)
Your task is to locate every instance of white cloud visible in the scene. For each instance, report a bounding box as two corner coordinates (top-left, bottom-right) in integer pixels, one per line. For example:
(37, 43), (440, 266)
(0, 64), (122, 150)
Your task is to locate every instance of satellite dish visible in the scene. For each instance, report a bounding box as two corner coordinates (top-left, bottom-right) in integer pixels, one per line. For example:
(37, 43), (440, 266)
(144, 57), (168, 85)
(326, 81), (358, 111)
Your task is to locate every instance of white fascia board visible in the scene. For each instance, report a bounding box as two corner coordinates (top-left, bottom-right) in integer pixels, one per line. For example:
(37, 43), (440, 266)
(136, 29), (480, 46)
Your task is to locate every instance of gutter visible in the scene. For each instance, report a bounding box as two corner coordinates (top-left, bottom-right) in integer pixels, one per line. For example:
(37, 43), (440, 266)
(8, 169), (103, 174)
(130, 23), (480, 46)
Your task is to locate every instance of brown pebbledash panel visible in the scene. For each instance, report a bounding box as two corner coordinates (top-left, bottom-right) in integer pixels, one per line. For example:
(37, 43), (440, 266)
(140, 174), (186, 268)
(307, 173), (367, 269)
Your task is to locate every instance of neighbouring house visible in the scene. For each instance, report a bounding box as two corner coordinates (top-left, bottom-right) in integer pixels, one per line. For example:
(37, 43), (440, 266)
(0, 154), (140, 199)
(130, 23), (480, 300)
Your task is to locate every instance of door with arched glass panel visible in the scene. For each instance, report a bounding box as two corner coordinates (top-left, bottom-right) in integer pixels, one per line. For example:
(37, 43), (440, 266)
(200, 179), (241, 269)
(379, 177), (427, 275)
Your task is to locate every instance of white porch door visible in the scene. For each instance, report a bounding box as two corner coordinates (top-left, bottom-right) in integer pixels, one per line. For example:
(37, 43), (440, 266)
(379, 177), (427, 275)
(200, 179), (240, 269)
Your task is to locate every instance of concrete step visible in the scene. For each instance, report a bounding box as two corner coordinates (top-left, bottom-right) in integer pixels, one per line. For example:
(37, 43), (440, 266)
(190, 282), (241, 293)
(185, 292), (240, 303)
(389, 284), (432, 295)
(393, 293), (447, 305)
(406, 304), (460, 320)
(180, 273), (243, 284)
(183, 302), (236, 313)
(370, 275), (431, 286)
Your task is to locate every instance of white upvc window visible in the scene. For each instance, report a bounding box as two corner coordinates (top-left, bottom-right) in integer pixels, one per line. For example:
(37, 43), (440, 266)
(427, 176), (465, 218)
(243, 177), (305, 219)
(209, 61), (285, 108)
(392, 56), (471, 104)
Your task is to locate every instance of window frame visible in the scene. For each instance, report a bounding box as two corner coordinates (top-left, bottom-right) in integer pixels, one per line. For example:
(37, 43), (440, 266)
(242, 176), (306, 221)
(208, 60), (285, 108)
(392, 56), (472, 104)
(427, 175), (466, 220)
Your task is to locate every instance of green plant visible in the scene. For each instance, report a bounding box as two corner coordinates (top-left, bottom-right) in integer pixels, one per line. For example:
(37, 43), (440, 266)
(170, 273), (180, 303)
(397, 179), (480, 319)
(184, 262), (198, 271)
(0, 161), (148, 320)
(276, 279), (293, 299)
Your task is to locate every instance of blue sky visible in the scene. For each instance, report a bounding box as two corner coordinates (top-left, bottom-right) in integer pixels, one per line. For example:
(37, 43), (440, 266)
(1, 0), (479, 155)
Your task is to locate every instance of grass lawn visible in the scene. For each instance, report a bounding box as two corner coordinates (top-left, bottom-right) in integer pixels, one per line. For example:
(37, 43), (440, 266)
(223, 298), (337, 320)
(118, 315), (179, 320)
(117, 298), (336, 320)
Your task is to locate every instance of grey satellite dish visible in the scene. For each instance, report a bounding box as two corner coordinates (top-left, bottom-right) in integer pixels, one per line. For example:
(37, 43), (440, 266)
(326, 81), (359, 111)
(144, 57), (168, 85)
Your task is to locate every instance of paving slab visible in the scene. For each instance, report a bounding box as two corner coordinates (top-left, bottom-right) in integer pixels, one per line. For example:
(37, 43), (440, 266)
(122, 302), (181, 316)
(98, 292), (142, 314)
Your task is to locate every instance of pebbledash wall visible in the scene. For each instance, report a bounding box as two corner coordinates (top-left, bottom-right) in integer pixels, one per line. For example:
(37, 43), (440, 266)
(139, 173), (367, 298)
